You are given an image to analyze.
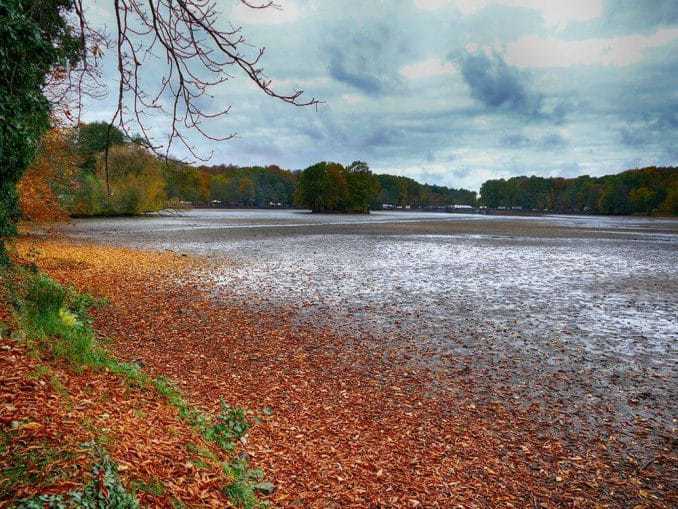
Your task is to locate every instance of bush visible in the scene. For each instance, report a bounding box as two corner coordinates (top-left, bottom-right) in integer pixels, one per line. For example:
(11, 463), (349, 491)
(66, 173), (108, 217)
(12, 270), (107, 368)
(24, 274), (66, 315)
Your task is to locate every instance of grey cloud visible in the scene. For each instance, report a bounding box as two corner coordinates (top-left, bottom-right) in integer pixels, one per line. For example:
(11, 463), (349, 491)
(603, 0), (678, 31)
(540, 133), (568, 149)
(500, 134), (529, 147)
(618, 109), (678, 156)
(455, 50), (545, 118)
(325, 24), (407, 96)
(619, 127), (646, 147)
(328, 50), (387, 96)
(500, 132), (568, 150)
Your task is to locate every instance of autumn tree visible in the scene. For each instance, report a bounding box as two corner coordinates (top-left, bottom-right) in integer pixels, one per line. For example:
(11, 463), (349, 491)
(0, 0), (81, 263)
(96, 144), (166, 214)
(18, 129), (80, 222)
(0, 0), (319, 262)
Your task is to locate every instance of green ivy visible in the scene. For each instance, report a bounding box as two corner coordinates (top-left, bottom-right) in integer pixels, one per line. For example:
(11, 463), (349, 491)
(0, 0), (81, 263)
(15, 454), (139, 508)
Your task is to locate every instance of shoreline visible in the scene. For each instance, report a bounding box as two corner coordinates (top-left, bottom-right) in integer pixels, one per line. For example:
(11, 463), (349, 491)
(13, 235), (677, 508)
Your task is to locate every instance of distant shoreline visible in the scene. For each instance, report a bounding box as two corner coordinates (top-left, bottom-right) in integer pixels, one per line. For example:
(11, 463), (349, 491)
(187, 205), (678, 219)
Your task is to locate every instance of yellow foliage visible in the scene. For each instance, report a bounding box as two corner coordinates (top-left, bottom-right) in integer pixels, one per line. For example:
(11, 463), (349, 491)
(58, 307), (79, 328)
(97, 144), (167, 214)
(18, 129), (79, 223)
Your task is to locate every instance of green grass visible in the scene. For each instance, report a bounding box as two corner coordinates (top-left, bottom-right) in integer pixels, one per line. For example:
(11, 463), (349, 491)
(15, 271), (110, 370)
(186, 442), (218, 469)
(27, 364), (51, 380)
(223, 458), (269, 509)
(8, 267), (149, 390)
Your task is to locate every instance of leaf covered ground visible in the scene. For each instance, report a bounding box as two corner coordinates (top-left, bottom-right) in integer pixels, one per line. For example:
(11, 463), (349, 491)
(0, 335), (234, 507)
(8, 236), (677, 508)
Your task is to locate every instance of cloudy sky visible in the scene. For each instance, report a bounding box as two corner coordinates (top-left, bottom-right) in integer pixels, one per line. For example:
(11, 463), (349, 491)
(84, 0), (678, 190)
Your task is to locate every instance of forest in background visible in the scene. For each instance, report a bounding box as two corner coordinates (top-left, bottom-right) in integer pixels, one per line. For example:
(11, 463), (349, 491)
(479, 168), (678, 215)
(18, 122), (678, 221)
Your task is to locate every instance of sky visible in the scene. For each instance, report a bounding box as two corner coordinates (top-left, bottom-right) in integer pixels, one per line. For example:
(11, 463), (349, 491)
(83, 0), (678, 191)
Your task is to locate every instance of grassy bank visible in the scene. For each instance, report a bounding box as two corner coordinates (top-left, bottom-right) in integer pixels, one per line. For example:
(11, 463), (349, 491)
(0, 262), (270, 508)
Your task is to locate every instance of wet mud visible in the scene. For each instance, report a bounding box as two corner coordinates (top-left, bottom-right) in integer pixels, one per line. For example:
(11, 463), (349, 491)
(53, 210), (678, 461)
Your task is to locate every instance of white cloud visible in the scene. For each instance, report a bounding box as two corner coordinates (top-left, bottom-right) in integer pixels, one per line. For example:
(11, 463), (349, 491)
(273, 77), (331, 88)
(400, 58), (457, 79)
(414, 0), (450, 10)
(505, 27), (678, 68)
(341, 94), (366, 105)
(230, 0), (302, 25)
(414, 0), (603, 28)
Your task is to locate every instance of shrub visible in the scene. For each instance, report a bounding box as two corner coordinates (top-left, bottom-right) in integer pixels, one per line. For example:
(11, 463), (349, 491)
(204, 399), (250, 451)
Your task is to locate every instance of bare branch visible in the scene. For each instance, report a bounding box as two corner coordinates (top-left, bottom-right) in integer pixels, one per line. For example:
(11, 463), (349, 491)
(52, 0), (320, 175)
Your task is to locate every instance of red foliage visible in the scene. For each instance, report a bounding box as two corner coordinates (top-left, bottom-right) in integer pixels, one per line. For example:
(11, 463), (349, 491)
(18, 130), (76, 223)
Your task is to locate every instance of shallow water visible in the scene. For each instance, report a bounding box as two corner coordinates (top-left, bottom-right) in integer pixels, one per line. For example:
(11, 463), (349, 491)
(57, 209), (678, 436)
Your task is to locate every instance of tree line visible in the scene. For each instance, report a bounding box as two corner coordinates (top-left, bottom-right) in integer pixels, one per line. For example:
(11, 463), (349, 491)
(19, 127), (481, 218)
(373, 174), (477, 209)
(18, 123), (301, 219)
(17, 123), (678, 220)
(479, 168), (678, 216)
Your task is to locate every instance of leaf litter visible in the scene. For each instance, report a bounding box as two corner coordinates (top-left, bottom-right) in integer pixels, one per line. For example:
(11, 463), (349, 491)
(8, 236), (677, 508)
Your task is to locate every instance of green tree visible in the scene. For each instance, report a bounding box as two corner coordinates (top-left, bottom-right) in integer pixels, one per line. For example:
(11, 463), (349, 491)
(629, 186), (657, 214)
(658, 184), (678, 216)
(75, 122), (126, 172)
(295, 162), (351, 213)
(238, 177), (257, 207)
(0, 0), (81, 263)
(598, 180), (631, 215)
(163, 165), (206, 204)
(478, 168), (676, 216)
(346, 161), (380, 213)
(209, 174), (231, 204)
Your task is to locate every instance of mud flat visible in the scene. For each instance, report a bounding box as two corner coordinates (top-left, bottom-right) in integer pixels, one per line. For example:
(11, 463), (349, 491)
(50, 210), (678, 502)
